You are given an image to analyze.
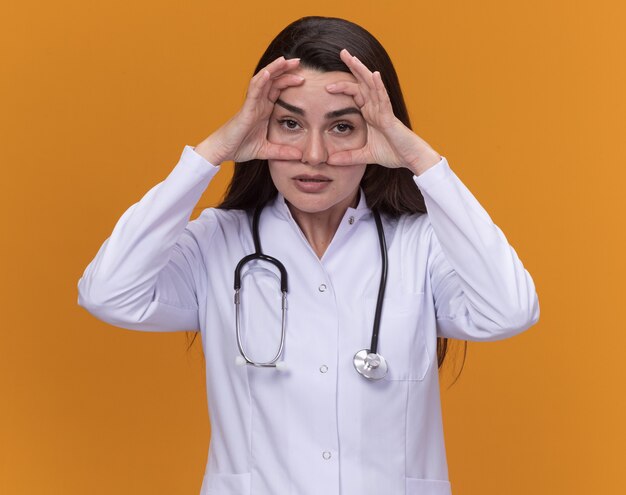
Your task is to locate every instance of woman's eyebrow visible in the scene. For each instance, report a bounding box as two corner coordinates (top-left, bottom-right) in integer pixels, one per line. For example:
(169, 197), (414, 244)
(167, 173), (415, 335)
(325, 107), (362, 119)
(276, 99), (362, 119)
(276, 99), (304, 115)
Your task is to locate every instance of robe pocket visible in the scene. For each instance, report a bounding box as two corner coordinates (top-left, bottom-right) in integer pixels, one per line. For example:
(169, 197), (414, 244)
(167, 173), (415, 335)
(200, 472), (251, 494)
(406, 477), (452, 495)
(365, 293), (430, 381)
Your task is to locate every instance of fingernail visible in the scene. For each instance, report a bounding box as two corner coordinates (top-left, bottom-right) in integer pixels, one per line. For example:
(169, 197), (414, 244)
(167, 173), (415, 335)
(326, 84), (336, 90)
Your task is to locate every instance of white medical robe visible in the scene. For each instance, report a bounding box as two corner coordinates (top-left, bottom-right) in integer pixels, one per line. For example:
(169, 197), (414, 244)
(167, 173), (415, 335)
(77, 146), (540, 495)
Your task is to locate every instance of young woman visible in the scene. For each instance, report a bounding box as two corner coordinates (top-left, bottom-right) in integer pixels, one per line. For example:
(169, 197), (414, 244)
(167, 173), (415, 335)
(78, 16), (540, 495)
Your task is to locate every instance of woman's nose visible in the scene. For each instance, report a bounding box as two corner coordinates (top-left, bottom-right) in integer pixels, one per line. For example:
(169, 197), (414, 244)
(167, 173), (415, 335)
(301, 132), (328, 166)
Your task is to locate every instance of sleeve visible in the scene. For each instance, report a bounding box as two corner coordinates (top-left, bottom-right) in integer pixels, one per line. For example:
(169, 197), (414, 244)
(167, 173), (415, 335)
(414, 157), (540, 341)
(77, 145), (221, 332)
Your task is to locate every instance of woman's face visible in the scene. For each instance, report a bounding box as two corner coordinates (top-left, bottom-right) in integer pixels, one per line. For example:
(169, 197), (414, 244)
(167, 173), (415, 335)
(267, 68), (367, 218)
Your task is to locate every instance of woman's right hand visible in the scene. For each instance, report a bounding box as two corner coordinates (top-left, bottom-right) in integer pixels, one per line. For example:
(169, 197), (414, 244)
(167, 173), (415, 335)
(194, 57), (304, 165)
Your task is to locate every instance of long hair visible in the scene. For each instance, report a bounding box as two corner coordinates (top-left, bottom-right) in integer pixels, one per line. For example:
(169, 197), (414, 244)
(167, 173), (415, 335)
(195, 16), (465, 375)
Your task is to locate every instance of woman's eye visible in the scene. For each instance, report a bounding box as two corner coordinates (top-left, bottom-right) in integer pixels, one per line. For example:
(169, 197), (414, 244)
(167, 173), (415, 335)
(278, 119), (300, 130)
(333, 122), (354, 134)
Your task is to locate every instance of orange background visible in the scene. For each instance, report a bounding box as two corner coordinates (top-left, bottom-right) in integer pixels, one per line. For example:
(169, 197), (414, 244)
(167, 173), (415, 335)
(1, 0), (625, 493)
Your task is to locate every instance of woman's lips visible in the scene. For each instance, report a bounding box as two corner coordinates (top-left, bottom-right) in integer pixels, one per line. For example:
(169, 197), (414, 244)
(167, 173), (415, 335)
(292, 175), (332, 193)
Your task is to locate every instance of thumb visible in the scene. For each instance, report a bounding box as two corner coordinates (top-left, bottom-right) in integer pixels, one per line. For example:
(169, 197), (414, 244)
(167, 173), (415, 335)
(327, 148), (369, 166)
(261, 143), (303, 161)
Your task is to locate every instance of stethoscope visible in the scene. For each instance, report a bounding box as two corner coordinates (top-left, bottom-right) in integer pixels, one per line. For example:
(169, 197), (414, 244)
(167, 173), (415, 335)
(233, 203), (389, 380)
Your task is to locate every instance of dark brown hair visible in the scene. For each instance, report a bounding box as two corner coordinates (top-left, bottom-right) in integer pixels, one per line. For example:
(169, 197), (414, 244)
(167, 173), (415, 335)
(219, 16), (425, 217)
(192, 16), (466, 376)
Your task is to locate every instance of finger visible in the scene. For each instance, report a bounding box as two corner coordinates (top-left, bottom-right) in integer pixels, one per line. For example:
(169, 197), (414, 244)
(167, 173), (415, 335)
(263, 56), (301, 79)
(340, 49), (374, 88)
(325, 80), (358, 94)
(327, 147), (371, 166)
(339, 49), (367, 88)
(246, 69), (271, 101)
(254, 57), (301, 103)
(247, 57), (300, 100)
(260, 73), (273, 103)
(350, 55), (376, 87)
(268, 74), (305, 102)
(339, 48), (360, 76)
(338, 50), (376, 106)
(372, 71), (393, 112)
(325, 81), (365, 107)
(261, 142), (303, 161)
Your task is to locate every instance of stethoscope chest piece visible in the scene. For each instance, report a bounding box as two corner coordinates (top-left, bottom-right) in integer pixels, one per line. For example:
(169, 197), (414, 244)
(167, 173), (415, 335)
(353, 349), (388, 380)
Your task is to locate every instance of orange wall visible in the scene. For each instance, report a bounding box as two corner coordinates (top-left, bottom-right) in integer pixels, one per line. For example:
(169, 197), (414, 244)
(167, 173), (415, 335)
(1, 1), (625, 493)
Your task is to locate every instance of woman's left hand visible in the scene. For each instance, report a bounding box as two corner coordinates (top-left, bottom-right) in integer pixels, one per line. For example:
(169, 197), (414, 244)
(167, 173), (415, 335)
(325, 49), (442, 176)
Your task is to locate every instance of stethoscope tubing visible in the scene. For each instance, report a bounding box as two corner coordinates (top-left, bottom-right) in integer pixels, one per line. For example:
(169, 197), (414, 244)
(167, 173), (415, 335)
(234, 206), (289, 367)
(369, 208), (388, 355)
(233, 203), (389, 379)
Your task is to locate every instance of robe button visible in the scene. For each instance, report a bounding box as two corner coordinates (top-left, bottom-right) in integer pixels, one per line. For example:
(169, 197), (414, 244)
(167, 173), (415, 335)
(319, 365), (328, 373)
(348, 216), (355, 225)
(322, 451), (332, 460)
(318, 284), (327, 292)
